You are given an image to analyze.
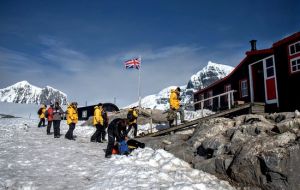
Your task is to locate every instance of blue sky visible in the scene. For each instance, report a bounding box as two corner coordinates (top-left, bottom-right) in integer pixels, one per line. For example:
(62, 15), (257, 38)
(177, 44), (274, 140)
(0, 0), (299, 107)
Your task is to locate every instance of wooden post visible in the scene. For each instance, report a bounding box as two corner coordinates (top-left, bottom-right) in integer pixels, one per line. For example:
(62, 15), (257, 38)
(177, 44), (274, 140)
(218, 96), (221, 109)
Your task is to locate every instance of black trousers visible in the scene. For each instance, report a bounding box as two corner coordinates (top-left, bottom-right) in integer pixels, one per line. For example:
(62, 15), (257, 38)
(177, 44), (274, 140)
(105, 128), (116, 157)
(53, 120), (61, 137)
(38, 118), (45, 127)
(47, 121), (53, 134)
(65, 123), (75, 140)
(102, 126), (107, 140)
(127, 123), (137, 137)
(91, 124), (104, 142)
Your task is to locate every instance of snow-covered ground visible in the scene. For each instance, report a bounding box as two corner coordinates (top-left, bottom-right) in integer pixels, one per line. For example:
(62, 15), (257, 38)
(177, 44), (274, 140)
(0, 117), (235, 190)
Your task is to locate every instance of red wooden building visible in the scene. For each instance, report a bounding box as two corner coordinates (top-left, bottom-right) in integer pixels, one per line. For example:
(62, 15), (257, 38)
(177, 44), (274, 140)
(194, 32), (300, 112)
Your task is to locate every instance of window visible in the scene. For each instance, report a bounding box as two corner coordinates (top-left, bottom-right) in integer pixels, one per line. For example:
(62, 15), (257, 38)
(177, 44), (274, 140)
(82, 110), (87, 118)
(240, 80), (248, 97)
(289, 41), (300, 55)
(290, 57), (300, 73)
(224, 84), (231, 102)
(207, 90), (213, 107)
(265, 57), (275, 78)
(224, 84), (231, 92)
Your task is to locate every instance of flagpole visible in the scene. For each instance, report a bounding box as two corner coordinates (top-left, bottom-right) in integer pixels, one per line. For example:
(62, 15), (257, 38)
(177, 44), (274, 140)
(138, 56), (142, 108)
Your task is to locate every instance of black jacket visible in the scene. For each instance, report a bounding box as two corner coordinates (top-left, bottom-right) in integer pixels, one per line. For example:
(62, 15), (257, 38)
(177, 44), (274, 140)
(108, 118), (127, 142)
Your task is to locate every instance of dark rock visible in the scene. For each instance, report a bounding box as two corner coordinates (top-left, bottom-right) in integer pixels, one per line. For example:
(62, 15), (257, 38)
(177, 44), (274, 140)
(188, 121), (229, 149)
(273, 118), (300, 134)
(201, 134), (228, 157)
(194, 157), (217, 175)
(215, 155), (233, 176)
(166, 142), (195, 164)
(266, 112), (296, 123)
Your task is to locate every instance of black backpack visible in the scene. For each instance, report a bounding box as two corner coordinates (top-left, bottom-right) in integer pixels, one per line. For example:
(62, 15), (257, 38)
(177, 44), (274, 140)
(102, 110), (108, 125)
(37, 108), (42, 115)
(127, 110), (134, 121)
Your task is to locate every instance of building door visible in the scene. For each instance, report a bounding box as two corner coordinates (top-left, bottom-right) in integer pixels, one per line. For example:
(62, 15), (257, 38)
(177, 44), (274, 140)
(249, 56), (279, 106)
(263, 56), (279, 105)
(250, 61), (265, 102)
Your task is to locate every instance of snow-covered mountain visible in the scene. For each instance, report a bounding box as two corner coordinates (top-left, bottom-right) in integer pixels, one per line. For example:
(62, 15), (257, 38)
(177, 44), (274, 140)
(187, 61), (234, 91)
(0, 81), (67, 105)
(126, 61), (234, 110)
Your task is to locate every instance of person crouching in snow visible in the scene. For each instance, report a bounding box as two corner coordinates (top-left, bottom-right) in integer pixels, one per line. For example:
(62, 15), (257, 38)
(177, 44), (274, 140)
(91, 103), (105, 143)
(126, 107), (139, 138)
(37, 104), (46, 128)
(52, 101), (64, 138)
(46, 103), (54, 135)
(105, 118), (128, 158)
(169, 87), (185, 124)
(65, 102), (78, 140)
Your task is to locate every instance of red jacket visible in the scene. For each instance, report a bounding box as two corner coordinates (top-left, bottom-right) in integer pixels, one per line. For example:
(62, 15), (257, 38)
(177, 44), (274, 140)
(47, 107), (54, 121)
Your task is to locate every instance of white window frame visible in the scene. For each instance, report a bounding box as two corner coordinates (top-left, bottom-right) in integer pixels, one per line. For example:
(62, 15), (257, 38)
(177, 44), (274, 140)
(290, 57), (300, 73)
(289, 41), (300, 56)
(240, 79), (248, 97)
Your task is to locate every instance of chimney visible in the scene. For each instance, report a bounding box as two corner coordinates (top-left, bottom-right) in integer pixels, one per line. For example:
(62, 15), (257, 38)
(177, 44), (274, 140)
(250, 40), (257, 51)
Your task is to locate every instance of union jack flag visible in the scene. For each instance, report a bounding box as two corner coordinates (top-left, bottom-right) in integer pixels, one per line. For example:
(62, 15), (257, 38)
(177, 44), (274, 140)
(124, 57), (141, 70)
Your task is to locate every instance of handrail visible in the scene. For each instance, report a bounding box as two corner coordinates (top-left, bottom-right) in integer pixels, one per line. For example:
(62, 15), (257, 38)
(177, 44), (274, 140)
(189, 90), (237, 117)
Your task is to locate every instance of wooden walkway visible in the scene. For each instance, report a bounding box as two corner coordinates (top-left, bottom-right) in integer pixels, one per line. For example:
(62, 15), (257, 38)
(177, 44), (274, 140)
(147, 102), (264, 137)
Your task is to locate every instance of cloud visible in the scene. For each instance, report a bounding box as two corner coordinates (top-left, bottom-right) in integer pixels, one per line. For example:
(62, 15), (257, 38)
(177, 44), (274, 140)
(0, 37), (243, 107)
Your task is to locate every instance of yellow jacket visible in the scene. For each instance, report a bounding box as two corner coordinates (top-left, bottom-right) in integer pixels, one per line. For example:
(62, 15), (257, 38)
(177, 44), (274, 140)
(39, 105), (46, 119)
(169, 89), (180, 110)
(93, 106), (104, 126)
(128, 109), (138, 125)
(67, 105), (78, 125)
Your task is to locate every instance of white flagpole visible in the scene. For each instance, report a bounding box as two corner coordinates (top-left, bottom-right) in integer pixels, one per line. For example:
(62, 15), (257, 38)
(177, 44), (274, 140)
(138, 56), (142, 108)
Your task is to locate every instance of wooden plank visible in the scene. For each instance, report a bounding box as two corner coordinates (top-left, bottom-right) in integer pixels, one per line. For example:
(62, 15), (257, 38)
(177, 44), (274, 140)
(148, 103), (252, 137)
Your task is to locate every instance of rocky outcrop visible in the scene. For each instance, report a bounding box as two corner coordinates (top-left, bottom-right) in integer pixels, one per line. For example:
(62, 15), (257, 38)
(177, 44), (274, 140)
(139, 111), (300, 190)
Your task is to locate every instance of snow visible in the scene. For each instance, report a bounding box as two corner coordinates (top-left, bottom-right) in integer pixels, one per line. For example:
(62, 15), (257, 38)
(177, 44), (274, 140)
(189, 61), (234, 91)
(0, 81), (67, 104)
(0, 117), (235, 190)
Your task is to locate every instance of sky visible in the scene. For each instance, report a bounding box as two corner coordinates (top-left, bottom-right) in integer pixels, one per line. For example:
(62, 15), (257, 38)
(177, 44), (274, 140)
(0, 0), (299, 107)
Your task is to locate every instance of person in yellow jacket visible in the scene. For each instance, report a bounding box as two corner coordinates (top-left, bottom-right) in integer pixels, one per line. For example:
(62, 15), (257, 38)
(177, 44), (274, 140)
(169, 87), (185, 124)
(65, 102), (78, 140)
(37, 104), (46, 128)
(126, 107), (139, 137)
(91, 103), (105, 143)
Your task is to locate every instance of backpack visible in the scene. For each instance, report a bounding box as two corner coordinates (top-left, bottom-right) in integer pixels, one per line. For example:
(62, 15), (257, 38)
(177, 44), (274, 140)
(127, 110), (134, 121)
(45, 110), (49, 118)
(37, 108), (42, 115)
(127, 139), (145, 151)
(118, 140), (129, 155)
(102, 110), (108, 126)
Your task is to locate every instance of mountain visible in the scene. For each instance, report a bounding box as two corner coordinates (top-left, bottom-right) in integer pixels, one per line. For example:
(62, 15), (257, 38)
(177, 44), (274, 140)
(0, 81), (67, 105)
(187, 61), (234, 91)
(126, 61), (234, 110)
